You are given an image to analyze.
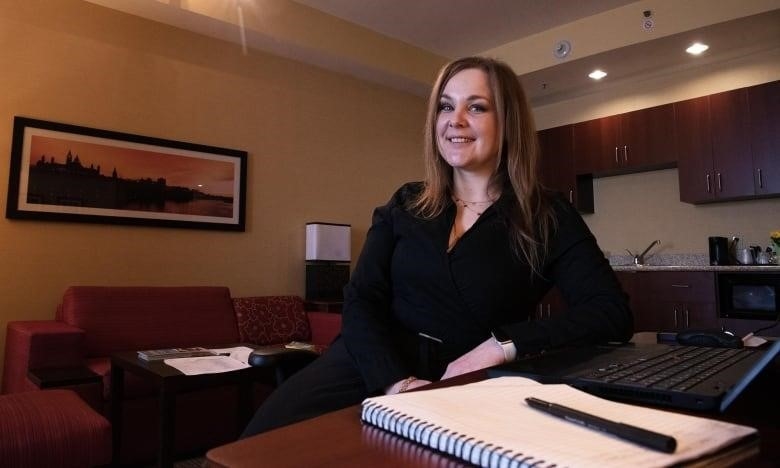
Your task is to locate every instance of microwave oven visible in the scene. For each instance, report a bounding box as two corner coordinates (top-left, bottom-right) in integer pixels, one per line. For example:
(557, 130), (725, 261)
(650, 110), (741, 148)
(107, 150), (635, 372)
(717, 272), (779, 320)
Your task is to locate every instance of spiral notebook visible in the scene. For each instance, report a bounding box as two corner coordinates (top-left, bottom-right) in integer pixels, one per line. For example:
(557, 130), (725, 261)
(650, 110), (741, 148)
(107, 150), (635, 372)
(360, 377), (758, 468)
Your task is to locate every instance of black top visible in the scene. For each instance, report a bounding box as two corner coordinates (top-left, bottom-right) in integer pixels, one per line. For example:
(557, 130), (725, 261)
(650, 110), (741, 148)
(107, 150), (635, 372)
(342, 182), (632, 392)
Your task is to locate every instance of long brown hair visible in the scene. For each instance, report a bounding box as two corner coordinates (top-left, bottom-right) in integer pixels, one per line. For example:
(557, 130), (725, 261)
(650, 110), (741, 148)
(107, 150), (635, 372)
(411, 56), (556, 273)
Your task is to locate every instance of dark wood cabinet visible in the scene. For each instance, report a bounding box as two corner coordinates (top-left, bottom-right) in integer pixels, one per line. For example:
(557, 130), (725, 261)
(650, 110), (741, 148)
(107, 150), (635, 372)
(573, 104), (677, 176)
(677, 81), (779, 203)
(551, 80), (779, 212)
(538, 125), (594, 213)
(710, 88), (754, 199)
(618, 271), (718, 333)
(615, 271), (635, 303)
(617, 269), (780, 337)
(573, 118), (607, 174)
(621, 104), (678, 170)
(676, 95), (713, 202)
(635, 301), (717, 333)
(748, 80), (780, 195)
(534, 287), (565, 320)
(538, 125), (575, 200)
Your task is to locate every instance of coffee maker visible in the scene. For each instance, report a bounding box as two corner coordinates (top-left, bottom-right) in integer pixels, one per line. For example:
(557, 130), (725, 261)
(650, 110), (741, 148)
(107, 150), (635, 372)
(708, 236), (731, 265)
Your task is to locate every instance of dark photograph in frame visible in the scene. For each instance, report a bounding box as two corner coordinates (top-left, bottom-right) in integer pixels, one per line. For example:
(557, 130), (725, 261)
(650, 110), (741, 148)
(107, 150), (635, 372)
(6, 116), (247, 231)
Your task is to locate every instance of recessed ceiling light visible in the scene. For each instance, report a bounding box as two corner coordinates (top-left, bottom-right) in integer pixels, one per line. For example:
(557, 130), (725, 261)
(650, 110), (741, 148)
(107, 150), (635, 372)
(686, 42), (709, 55)
(588, 69), (607, 80)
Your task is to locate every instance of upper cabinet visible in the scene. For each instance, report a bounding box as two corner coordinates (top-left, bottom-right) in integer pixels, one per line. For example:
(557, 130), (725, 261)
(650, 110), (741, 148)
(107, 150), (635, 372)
(538, 125), (594, 213)
(748, 80), (780, 196)
(573, 103), (677, 176)
(571, 118), (603, 174)
(542, 80), (778, 212)
(677, 80), (779, 203)
(622, 104), (679, 170)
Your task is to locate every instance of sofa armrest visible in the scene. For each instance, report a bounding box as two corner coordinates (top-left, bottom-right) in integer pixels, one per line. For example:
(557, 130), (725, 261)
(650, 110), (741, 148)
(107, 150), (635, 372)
(248, 345), (320, 385)
(2, 321), (86, 394)
(27, 366), (102, 389)
(306, 312), (342, 348)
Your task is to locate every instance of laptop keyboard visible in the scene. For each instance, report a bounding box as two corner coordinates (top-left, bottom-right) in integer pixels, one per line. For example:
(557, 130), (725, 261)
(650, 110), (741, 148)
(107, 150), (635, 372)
(583, 346), (755, 392)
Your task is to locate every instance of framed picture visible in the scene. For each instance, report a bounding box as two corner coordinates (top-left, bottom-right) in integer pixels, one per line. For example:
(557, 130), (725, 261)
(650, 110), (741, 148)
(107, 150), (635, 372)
(6, 116), (247, 231)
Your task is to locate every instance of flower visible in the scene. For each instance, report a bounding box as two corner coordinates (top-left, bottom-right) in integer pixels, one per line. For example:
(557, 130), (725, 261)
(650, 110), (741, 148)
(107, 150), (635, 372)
(772, 231), (780, 250)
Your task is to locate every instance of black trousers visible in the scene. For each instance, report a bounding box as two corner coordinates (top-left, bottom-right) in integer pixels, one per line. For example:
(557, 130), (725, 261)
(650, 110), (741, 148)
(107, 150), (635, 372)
(241, 338), (369, 437)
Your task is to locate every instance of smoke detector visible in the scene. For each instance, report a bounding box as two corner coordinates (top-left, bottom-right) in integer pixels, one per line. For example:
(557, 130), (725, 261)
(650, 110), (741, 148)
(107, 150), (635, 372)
(553, 40), (571, 59)
(642, 10), (654, 31)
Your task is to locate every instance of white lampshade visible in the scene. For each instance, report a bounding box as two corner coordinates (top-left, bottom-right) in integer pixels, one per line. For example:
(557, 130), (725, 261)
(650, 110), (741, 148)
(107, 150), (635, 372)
(305, 223), (351, 262)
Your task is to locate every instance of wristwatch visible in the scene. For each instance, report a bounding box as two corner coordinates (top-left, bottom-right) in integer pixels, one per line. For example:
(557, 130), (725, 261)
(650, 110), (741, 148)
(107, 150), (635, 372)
(491, 329), (517, 362)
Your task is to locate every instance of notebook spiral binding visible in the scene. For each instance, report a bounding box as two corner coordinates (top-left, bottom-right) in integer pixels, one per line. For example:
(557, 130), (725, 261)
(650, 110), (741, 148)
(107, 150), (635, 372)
(361, 401), (545, 468)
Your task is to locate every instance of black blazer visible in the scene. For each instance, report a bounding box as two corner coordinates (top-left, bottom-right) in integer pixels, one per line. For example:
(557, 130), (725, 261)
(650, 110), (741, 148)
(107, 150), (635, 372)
(341, 182), (632, 392)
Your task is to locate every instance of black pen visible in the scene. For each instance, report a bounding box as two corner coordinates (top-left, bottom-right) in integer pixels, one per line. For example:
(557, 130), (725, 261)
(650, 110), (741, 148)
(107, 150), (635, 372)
(525, 397), (677, 453)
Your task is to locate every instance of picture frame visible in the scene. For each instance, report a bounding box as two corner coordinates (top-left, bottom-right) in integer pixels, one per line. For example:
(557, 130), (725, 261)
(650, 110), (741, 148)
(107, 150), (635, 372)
(6, 116), (247, 231)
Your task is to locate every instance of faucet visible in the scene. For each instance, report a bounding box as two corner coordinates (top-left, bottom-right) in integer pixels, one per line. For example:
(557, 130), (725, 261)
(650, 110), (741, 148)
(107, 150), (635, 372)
(626, 240), (660, 266)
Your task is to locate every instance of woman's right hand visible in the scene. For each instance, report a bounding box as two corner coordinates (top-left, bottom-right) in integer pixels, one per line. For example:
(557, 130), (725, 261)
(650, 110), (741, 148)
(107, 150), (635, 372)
(385, 377), (432, 395)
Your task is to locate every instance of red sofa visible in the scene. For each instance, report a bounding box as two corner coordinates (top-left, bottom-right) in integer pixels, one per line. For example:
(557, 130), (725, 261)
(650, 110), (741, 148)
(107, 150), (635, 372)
(2, 286), (341, 465)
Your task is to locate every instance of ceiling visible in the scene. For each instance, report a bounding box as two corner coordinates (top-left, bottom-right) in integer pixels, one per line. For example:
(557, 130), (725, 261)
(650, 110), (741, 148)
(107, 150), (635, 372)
(291, 0), (636, 58)
(521, 8), (780, 106)
(84, 0), (780, 104)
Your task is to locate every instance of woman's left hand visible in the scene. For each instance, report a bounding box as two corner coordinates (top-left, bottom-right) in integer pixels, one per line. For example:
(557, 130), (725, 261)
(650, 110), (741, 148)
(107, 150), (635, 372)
(440, 337), (505, 380)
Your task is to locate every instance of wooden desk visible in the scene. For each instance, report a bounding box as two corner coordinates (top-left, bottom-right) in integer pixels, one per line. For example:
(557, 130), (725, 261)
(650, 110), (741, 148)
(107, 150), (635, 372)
(205, 372), (478, 468)
(206, 344), (780, 467)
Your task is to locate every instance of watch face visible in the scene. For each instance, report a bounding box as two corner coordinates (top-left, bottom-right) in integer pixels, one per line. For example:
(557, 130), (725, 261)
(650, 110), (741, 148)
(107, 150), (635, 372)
(492, 329), (512, 344)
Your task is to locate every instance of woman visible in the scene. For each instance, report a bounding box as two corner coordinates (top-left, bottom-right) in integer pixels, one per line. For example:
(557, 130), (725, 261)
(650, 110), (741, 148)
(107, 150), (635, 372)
(242, 56), (632, 436)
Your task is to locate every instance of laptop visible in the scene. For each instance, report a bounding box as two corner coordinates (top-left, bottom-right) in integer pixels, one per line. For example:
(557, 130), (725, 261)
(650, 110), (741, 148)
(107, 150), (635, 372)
(488, 339), (780, 412)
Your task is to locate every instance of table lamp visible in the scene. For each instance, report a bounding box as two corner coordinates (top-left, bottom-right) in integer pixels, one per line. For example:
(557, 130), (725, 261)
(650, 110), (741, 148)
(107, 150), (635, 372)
(305, 223), (350, 302)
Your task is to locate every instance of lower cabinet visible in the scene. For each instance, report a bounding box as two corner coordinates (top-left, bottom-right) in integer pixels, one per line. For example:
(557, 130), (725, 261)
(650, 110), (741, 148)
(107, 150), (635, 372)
(634, 301), (718, 333)
(553, 270), (777, 337)
(534, 287), (565, 320)
(615, 271), (719, 333)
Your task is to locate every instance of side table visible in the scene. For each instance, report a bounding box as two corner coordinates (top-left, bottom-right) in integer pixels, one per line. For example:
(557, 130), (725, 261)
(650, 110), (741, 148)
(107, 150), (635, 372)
(110, 350), (261, 468)
(110, 344), (320, 468)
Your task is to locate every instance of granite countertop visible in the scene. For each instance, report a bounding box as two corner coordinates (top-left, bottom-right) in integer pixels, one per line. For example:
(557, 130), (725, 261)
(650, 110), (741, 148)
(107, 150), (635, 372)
(608, 253), (780, 272)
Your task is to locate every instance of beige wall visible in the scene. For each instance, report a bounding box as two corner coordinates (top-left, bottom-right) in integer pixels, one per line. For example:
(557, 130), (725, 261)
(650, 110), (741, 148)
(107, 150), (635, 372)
(532, 47), (780, 256)
(0, 0), (426, 381)
(1, 0), (778, 384)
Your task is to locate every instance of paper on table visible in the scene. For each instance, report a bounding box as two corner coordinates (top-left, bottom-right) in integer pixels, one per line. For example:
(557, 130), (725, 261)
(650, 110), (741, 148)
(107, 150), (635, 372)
(163, 346), (254, 375)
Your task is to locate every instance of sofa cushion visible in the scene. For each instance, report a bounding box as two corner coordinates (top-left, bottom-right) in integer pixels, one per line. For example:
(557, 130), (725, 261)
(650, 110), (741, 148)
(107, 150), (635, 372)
(233, 296), (311, 345)
(60, 286), (239, 357)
